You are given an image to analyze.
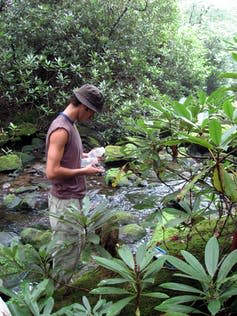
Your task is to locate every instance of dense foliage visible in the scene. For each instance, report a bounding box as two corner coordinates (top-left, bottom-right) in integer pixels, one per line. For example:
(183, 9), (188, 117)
(0, 0), (215, 135)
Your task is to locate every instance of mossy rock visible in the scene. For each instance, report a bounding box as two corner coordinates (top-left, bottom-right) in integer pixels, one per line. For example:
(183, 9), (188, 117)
(119, 223), (146, 243)
(20, 228), (51, 249)
(112, 211), (135, 224)
(104, 145), (124, 163)
(14, 122), (37, 137)
(18, 152), (35, 164)
(104, 144), (137, 163)
(0, 154), (22, 171)
(3, 194), (22, 210)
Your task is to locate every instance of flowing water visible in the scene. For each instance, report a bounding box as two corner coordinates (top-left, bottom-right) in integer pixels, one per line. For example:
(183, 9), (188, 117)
(0, 160), (187, 250)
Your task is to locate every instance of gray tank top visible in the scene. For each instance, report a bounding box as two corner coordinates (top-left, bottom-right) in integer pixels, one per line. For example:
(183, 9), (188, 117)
(46, 114), (86, 199)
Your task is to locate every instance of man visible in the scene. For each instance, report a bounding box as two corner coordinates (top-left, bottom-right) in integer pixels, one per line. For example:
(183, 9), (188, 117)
(45, 84), (104, 286)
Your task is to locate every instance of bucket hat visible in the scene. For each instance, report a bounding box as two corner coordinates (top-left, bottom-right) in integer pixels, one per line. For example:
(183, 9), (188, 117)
(74, 84), (104, 113)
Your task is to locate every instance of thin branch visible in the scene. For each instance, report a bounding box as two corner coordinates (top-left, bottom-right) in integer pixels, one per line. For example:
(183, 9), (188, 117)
(108, 0), (131, 39)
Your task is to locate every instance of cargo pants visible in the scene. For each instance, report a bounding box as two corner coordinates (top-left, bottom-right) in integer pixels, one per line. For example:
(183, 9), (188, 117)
(48, 193), (84, 285)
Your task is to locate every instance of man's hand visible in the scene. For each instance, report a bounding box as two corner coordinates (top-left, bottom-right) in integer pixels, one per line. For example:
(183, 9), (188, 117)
(83, 163), (104, 175)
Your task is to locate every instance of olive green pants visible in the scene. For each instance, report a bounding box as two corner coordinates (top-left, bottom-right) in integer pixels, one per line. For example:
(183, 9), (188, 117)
(48, 193), (84, 285)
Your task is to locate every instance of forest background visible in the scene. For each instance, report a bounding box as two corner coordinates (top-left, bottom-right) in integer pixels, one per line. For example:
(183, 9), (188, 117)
(0, 0), (237, 145)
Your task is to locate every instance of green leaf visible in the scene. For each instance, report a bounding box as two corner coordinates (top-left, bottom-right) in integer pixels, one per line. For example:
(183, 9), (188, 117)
(161, 283), (204, 294)
(209, 119), (222, 146)
(180, 134), (212, 149)
(0, 286), (17, 299)
(87, 233), (100, 244)
(161, 312), (189, 316)
(232, 52), (237, 62)
(90, 287), (130, 295)
(155, 302), (203, 314)
(140, 250), (155, 271)
(143, 256), (166, 279)
(212, 164), (237, 202)
(98, 278), (127, 286)
(181, 250), (207, 279)
(165, 217), (187, 228)
(142, 292), (169, 298)
(205, 237), (219, 277)
(217, 249), (237, 282)
(219, 287), (237, 301)
(220, 126), (237, 149)
(220, 72), (237, 79)
(42, 297), (54, 315)
(207, 299), (221, 316)
(165, 256), (208, 282)
(93, 256), (133, 280)
(212, 166), (222, 192)
(172, 102), (192, 121)
(107, 296), (135, 316)
(222, 168), (237, 202)
(118, 245), (134, 270)
(223, 101), (234, 119)
(135, 244), (146, 267)
(82, 296), (91, 312)
(157, 295), (200, 305)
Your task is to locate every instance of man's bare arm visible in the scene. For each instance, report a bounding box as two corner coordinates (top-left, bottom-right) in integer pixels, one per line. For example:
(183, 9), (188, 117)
(46, 129), (103, 180)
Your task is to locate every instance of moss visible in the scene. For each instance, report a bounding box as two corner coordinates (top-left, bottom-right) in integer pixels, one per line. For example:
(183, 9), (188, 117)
(20, 228), (51, 249)
(151, 215), (235, 258)
(14, 123), (37, 137)
(0, 154), (22, 171)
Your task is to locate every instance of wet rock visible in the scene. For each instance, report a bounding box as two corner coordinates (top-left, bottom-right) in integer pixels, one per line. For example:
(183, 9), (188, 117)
(14, 186), (38, 194)
(0, 154), (22, 171)
(104, 144), (137, 163)
(18, 152), (35, 165)
(3, 194), (22, 210)
(119, 224), (146, 243)
(0, 232), (19, 246)
(136, 179), (148, 187)
(112, 211), (135, 225)
(20, 227), (51, 249)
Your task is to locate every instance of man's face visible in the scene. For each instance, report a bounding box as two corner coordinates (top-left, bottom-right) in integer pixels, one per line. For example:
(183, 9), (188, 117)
(77, 105), (95, 122)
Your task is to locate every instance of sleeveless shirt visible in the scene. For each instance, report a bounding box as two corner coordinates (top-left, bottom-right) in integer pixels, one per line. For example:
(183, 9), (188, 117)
(46, 114), (86, 199)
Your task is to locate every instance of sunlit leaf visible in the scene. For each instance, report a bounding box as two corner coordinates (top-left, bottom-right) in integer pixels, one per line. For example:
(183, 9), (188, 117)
(207, 299), (221, 316)
(205, 237), (219, 277)
(181, 250), (207, 279)
(118, 245), (134, 270)
(222, 100), (234, 120)
(217, 250), (237, 283)
(209, 119), (222, 146)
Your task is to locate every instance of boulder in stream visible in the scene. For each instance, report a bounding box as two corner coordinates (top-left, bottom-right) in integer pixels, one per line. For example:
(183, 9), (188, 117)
(0, 154), (22, 171)
(119, 223), (146, 243)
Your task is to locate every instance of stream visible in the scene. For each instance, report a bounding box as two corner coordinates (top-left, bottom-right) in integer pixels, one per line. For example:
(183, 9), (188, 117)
(0, 158), (190, 250)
